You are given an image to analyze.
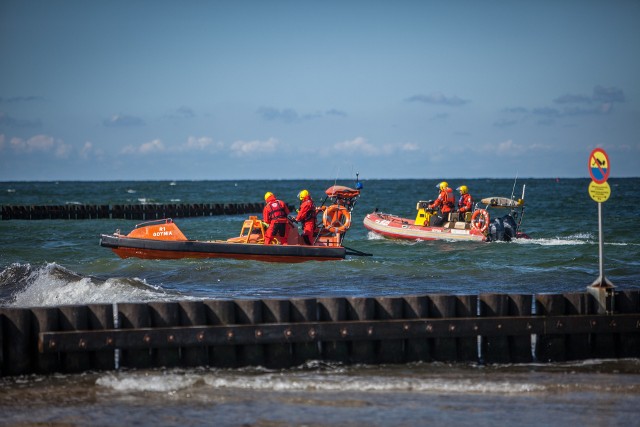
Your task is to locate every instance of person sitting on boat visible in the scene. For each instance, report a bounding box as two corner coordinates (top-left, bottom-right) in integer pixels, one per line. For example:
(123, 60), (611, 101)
(456, 185), (474, 220)
(428, 181), (455, 226)
(294, 189), (318, 245)
(263, 192), (290, 245)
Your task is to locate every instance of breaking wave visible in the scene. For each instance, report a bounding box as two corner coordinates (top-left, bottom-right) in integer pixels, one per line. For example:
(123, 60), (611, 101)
(0, 262), (182, 307)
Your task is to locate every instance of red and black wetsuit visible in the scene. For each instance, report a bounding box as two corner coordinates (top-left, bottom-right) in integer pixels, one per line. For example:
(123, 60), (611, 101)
(295, 196), (317, 245)
(263, 195), (290, 245)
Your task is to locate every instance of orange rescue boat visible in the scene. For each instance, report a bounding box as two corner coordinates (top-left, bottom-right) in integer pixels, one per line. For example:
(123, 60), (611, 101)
(100, 185), (363, 263)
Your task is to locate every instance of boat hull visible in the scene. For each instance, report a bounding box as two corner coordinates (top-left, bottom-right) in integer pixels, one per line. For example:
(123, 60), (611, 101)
(100, 234), (346, 262)
(363, 212), (486, 242)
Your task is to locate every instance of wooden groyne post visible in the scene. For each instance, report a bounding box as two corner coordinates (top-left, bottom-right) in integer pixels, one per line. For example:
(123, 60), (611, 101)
(1, 290), (639, 376)
(0, 202), (289, 220)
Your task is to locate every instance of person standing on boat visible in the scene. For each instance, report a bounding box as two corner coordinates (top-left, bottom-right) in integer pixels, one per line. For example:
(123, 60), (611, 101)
(263, 192), (290, 245)
(429, 181), (455, 225)
(456, 185), (474, 220)
(295, 189), (318, 245)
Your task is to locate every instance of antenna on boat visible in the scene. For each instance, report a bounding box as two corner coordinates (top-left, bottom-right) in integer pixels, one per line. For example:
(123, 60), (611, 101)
(510, 172), (519, 200)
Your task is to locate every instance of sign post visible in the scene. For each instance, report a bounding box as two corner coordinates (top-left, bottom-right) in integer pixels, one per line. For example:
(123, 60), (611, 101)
(587, 148), (614, 313)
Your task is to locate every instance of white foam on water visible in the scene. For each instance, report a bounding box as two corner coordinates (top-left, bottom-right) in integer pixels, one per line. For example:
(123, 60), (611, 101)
(8, 263), (176, 307)
(515, 235), (591, 246)
(366, 231), (387, 240)
(96, 372), (200, 392)
(201, 373), (547, 395)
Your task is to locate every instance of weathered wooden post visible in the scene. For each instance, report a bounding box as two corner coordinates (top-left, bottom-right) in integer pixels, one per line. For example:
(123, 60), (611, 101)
(118, 303), (153, 368)
(375, 297), (405, 364)
(204, 299), (236, 367)
(456, 295), (478, 362)
(289, 298), (320, 365)
(262, 299), (292, 369)
(429, 294), (457, 361)
(1, 308), (33, 376)
(148, 302), (181, 367)
(179, 300), (209, 367)
(58, 305), (91, 373)
(403, 295), (430, 362)
(318, 297), (349, 363)
(347, 297), (376, 364)
(535, 294), (566, 362)
(235, 299), (265, 367)
(31, 307), (60, 374)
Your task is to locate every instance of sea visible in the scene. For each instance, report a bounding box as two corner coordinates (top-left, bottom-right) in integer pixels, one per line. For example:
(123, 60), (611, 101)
(0, 178), (639, 426)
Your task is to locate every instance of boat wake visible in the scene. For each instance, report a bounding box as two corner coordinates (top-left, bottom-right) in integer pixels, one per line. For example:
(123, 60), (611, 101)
(0, 262), (182, 307)
(514, 232), (594, 246)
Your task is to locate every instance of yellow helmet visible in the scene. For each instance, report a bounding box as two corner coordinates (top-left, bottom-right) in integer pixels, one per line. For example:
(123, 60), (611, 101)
(264, 191), (274, 201)
(456, 185), (468, 195)
(298, 189), (309, 201)
(437, 181), (448, 191)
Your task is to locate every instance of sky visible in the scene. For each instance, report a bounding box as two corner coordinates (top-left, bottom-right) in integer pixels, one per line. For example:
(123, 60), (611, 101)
(1, 0), (639, 180)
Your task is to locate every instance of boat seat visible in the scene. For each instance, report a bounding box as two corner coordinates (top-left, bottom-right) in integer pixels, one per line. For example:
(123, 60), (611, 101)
(453, 221), (467, 230)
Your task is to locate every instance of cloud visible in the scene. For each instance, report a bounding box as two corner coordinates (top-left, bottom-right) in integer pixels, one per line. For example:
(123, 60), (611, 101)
(103, 114), (145, 127)
(0, 134), (4, 150)
(257, 107), (347, 123)
(325, 109), (348, 117)
(494, 119), (518, 128)
(553, 94), (592, 104)
(184, 136), (223, 151)
(230, 137), (279, 156)
(79, 141), (105, 160)
(0, 112), (42, 128)
(121, 139), (165, 154)
(334, 137), (379, 155)
(331, 137), (418, 157)
(593, 85), (625, 103)
(503, 107), (528, 114)
(139, 139), (164, 154)
(430, 113), (449, 121)
(406, 92), (470, 106)
(166, 106), (196, 119)
(8, 134), (71, 158)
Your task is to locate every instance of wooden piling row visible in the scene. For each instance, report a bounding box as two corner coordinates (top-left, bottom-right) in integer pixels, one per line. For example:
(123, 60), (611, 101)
(1, 202), (273, 220)
(0, 290), (638, 377)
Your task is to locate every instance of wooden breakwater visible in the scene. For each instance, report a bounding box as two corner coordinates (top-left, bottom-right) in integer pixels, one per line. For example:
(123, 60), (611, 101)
(1, 290), (638, 376)
(0, 202), (277, 220)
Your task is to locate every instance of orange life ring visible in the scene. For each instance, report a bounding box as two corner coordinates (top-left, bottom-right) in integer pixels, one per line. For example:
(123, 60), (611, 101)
(471, 209), (490, 232)
(322, 205), (351, 233)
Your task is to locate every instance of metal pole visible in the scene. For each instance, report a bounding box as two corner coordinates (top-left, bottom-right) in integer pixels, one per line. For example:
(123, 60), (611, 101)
(598, 202), (604, 280)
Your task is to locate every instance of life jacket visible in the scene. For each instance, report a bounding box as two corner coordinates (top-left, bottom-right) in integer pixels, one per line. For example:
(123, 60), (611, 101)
(458, 193), (473, 212)
(441, 188), (455, 212)
(297, 198), (316, 223)
(266, 199), (288, 221)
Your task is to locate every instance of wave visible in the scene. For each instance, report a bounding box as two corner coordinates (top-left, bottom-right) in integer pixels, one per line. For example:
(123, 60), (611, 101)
(0, 262), (184, 307)
(94, 360), (640, 395)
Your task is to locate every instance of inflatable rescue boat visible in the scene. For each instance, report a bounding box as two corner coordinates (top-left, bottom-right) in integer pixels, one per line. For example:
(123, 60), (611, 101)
(100, 185), (363, 263)
(364, 186), (528, 243)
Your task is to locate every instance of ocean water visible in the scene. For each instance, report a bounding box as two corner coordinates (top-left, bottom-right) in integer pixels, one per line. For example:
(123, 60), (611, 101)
(1, 178), (639, 426)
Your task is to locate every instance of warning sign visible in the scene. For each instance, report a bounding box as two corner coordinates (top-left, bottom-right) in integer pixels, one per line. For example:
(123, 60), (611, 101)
(589, 148), (610, 184)
(589, 181), (611, 203)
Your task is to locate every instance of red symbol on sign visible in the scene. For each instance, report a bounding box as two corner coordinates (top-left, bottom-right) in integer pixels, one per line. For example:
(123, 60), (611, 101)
(589, 148), (610, 184)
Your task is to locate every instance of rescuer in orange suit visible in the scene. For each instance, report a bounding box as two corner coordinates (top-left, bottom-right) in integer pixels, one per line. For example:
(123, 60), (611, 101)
(294, 189), (318, 245)
(429, 181), (455, 225)
(456, 185), (474, 215)
(262, 192), (290, 245)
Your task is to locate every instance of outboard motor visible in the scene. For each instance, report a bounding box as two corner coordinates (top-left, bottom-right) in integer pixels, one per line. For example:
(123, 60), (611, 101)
(488, 217), (505, 242)
(488, 214), (517, 242)
(502, 215), (517, 241)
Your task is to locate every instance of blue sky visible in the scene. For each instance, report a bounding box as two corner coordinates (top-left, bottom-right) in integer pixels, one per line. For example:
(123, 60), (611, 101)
(1, 0), (638, 180)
